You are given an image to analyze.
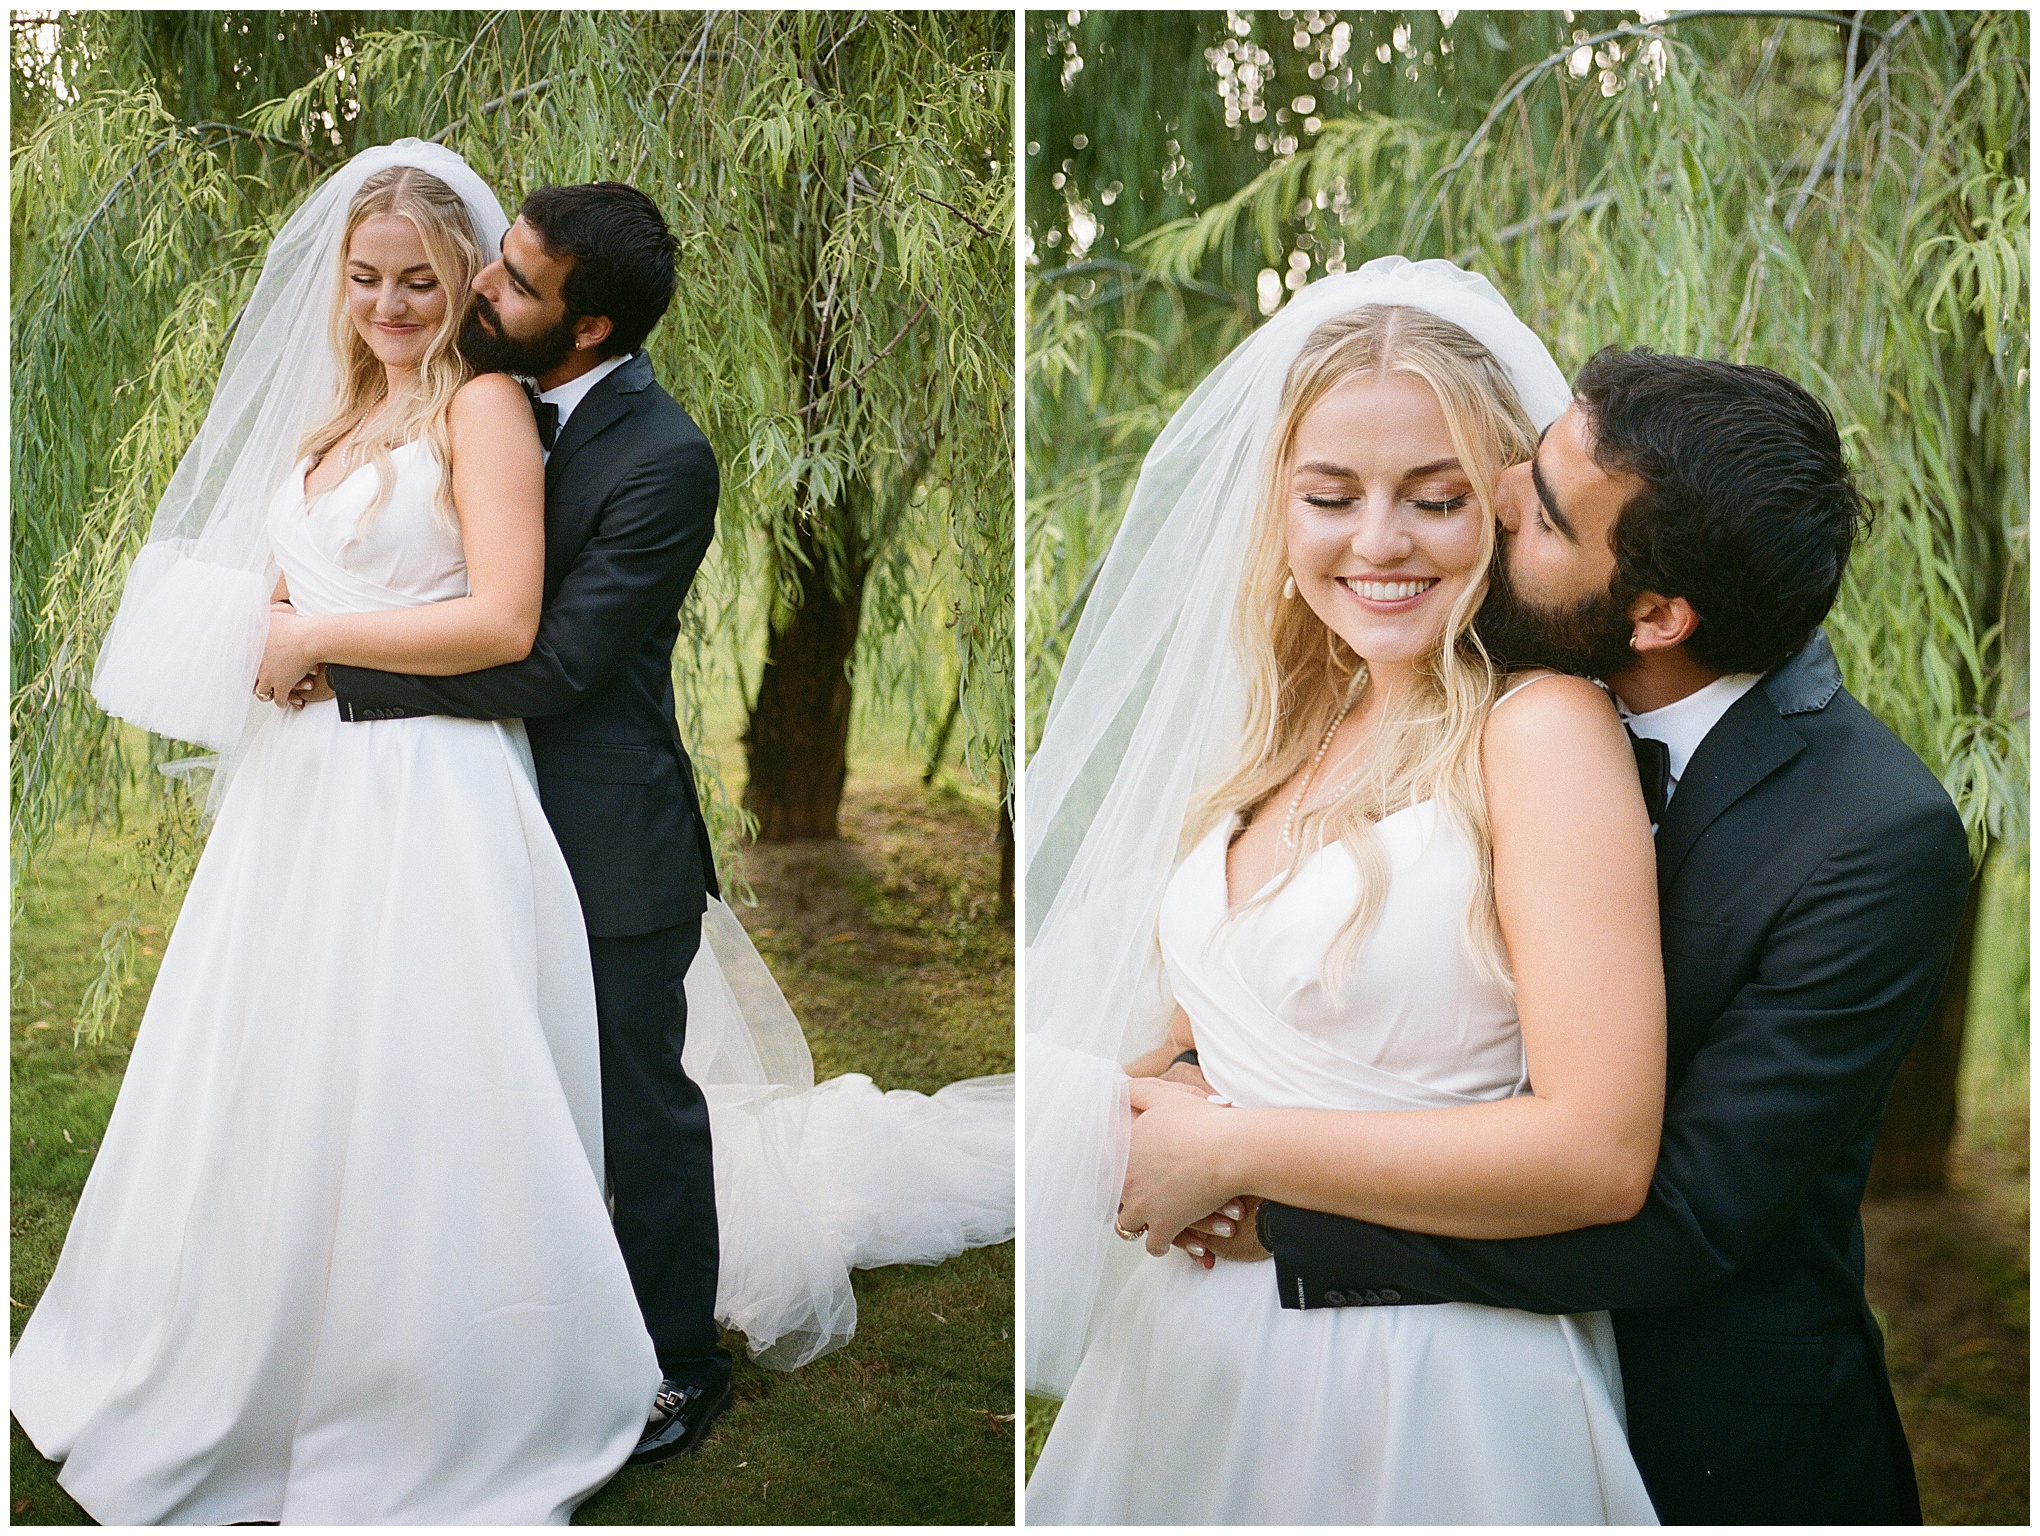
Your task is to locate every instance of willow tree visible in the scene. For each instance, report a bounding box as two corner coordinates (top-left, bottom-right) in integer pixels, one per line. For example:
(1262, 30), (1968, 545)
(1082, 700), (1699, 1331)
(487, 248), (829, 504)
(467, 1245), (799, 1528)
(15, 12), (1013, 896)
(1029, 10), (2027, 1189)
(647, 12), (1015, 841)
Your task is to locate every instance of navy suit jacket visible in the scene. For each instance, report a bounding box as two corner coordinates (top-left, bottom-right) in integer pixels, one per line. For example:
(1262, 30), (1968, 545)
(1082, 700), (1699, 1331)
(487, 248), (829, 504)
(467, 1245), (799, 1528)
(329, 351), (720, 938)
(1259, 630), (1970, 1523)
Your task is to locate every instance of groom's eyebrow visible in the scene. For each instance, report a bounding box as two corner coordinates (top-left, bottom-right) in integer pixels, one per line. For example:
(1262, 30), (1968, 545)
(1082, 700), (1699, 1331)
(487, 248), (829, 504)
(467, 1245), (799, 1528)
(1528, 435), (1579, 543)
(500, 255), (540, 298)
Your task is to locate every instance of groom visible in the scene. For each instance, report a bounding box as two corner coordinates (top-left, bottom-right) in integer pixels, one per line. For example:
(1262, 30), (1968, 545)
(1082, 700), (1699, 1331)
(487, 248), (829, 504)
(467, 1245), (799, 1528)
(320, 182), (733, 1465)
(1189, 351), (1970, 1523)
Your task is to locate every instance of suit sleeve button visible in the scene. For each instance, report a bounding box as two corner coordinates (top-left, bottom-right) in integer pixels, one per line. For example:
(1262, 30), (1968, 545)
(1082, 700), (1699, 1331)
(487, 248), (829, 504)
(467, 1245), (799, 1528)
(1323, 1291), (1346, 1306)
(1362, 1289), (1381, 1305)
(1380, 1288), (1399, 1303)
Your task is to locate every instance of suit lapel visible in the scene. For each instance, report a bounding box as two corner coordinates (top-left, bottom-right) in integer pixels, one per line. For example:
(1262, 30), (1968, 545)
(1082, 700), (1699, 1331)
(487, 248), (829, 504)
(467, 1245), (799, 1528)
(1649, 630), (1842, 892)
(1653, 697), (1805, 893)
(544, 351), (655, 495)
(545, 389), (631, 495)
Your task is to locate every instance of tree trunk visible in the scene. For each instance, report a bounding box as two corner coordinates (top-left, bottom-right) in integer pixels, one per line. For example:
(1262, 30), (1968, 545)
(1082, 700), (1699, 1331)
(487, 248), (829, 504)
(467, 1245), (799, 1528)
(923, 689), (963, 785)
(742, 508), (868, 842)
(1866, 870), (1985, 1194)
(997, 792), (1015, 922)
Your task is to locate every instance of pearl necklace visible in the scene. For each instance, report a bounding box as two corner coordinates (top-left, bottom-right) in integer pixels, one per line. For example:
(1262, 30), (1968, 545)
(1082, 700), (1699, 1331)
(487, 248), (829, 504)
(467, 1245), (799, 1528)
(337, 400), (394, 471)
(1279, 697), (1361, 849)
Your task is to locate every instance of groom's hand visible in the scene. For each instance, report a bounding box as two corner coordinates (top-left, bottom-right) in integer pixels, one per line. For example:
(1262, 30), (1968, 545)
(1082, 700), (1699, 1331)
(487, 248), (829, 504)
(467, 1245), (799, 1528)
(1172, 1196), (1270, 1268)
(289, 664), (335, 708)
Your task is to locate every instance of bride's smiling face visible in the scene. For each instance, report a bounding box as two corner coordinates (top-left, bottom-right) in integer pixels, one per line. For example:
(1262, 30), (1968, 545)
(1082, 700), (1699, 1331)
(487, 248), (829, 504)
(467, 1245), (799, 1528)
(344, 213), (450, 373)
(1284, 372), (1484, 677)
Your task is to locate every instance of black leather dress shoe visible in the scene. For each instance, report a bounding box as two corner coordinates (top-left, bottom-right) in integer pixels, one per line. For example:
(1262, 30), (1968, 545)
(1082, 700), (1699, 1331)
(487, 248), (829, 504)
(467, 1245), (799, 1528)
(627, 1378), (734, 1467)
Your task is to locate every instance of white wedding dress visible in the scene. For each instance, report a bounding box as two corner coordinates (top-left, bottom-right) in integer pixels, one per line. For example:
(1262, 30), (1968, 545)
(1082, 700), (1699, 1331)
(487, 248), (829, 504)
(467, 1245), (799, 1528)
(13, 442), (1014, 1525)
(1026, 800), (1658, 1525)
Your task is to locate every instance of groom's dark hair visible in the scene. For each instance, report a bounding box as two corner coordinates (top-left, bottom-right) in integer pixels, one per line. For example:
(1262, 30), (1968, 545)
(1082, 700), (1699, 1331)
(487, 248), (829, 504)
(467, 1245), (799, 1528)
(518, 182), (678, 357)
(1573, 348), (1871, 676)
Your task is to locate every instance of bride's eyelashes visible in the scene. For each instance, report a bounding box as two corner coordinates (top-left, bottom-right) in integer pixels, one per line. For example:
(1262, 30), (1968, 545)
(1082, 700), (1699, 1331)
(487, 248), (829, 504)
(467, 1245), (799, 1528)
(1296, 491), (1472, 513)
(350, 274), (440, 292)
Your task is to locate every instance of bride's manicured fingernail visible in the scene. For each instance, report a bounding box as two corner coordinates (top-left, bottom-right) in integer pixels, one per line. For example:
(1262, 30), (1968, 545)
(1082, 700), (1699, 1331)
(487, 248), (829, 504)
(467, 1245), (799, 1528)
(1211, 1220), (1233, 1236)
(1222, 1201), (1244, 1221)
(1186, 1242), (1206, 1257)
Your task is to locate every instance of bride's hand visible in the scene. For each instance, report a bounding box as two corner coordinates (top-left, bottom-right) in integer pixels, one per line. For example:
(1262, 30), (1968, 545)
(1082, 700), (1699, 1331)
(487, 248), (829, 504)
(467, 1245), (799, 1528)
(256, 603), (323, 708)
(1120, 1076), (1241, 1258)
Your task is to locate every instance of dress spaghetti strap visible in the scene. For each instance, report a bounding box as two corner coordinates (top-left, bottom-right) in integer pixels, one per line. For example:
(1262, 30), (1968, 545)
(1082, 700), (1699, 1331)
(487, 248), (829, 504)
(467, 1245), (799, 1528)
(1495, 669), (1567, 707)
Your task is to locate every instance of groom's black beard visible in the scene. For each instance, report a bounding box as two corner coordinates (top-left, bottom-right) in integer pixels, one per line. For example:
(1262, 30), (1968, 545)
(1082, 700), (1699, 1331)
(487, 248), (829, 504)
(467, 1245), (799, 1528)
(1475, 533), (1642, 681)
(458, 295), (578, 378)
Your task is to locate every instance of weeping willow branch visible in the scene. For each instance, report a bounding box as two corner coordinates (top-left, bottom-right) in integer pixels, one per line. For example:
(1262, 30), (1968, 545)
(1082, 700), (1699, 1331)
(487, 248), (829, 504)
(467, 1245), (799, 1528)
(796, 298), (935, 415)
(1785, 12), (1918, 232)
(916, 189), (997, 240)
(1403, 10), (1913, 250)
(1449, 174), (1676, 265)
(428, 78), (551, 144)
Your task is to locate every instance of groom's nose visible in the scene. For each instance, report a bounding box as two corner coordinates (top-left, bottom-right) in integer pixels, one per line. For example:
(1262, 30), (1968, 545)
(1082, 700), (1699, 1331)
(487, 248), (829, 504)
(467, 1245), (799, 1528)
(473, 258), (504, 300)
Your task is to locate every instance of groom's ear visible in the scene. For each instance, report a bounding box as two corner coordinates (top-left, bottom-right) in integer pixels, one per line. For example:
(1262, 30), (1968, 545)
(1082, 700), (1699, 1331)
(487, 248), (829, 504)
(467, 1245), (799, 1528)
(571, 311), (615, 355)
(1625, 591), (1700, 656)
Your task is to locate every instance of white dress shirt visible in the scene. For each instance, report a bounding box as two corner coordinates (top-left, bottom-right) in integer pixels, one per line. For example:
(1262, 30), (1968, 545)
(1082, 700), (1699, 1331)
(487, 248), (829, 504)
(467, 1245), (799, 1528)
(1620, 671), (1764, 810)
(535, 351), (632, 460)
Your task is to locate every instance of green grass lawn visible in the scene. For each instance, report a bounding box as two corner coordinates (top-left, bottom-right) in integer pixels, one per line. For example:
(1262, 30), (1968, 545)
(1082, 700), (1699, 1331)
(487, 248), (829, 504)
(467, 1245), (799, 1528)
(11, 714), (1016, 1525)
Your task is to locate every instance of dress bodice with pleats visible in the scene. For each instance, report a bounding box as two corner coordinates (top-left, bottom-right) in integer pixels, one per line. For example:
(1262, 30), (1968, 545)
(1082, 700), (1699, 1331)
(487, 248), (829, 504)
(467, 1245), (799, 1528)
(270, 440), (469, 615)
(1160, 804), (1528, 1114)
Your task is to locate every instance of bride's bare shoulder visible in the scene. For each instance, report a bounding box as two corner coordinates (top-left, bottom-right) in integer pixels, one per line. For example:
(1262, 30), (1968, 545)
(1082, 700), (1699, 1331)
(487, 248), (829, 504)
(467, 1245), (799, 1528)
(450, 370), (530, 420)
(1481, 670), (1631, 795)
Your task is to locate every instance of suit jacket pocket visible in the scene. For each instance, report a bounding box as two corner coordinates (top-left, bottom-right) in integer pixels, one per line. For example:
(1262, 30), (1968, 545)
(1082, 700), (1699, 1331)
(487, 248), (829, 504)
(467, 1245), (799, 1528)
(544, 741), (652, 785)
(1663, 914), (1734, 960)
(1622, 1325), (1865, 1405)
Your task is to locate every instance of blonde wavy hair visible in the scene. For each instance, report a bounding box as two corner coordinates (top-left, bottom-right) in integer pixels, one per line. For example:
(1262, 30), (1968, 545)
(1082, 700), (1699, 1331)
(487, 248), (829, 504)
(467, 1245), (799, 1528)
(299, 166), (484, 529)
(1185, 304), (1541, 992)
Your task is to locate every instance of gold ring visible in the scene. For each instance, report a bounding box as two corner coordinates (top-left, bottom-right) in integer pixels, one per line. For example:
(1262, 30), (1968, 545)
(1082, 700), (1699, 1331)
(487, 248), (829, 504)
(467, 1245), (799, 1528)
(257, 688), (274, 701)
(1113, 1220), (1146, 1242)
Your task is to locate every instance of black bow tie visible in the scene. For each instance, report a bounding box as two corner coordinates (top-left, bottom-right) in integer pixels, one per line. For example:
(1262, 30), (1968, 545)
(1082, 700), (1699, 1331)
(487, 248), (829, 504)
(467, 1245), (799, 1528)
(1627, 726), (1671, 826)
(522, 382), (560, 451)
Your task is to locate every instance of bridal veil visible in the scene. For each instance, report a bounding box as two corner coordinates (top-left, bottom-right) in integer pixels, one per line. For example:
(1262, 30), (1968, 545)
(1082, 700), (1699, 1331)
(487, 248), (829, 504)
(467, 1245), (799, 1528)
(91, 138), (509, 781)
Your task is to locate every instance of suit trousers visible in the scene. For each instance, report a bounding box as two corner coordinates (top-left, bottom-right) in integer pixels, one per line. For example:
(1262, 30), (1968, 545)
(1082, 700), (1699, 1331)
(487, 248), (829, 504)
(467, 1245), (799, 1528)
(588, 919), (732, 1392)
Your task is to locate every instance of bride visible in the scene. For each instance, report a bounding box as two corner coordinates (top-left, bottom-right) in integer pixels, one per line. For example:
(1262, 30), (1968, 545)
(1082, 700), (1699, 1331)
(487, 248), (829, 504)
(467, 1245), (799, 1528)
(1024, 260), (1663, 1523)
(12, 140), (1010, 1526)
